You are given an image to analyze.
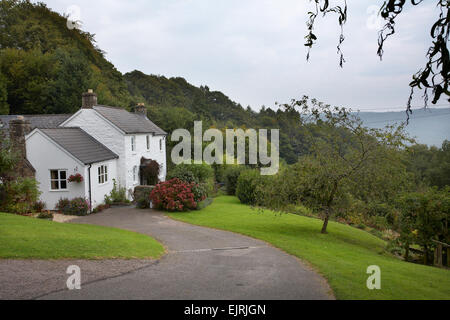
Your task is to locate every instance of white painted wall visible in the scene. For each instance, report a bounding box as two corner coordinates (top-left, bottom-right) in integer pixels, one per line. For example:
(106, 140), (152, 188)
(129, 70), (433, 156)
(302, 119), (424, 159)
(88, 159), (118, 208)
(62, 108), (167, 200)
(26, 130), (86, 210)
(124, 133), (167, 199)
(61, 109), (126, 187)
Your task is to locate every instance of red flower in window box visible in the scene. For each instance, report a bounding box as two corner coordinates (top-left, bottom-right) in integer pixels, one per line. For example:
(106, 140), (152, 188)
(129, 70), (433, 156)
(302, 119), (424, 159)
(68, 173), (84, 183)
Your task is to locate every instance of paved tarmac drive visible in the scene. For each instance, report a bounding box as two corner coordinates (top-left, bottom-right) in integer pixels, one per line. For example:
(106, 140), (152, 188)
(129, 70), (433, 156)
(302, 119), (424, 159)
(2, 207), (334, 300)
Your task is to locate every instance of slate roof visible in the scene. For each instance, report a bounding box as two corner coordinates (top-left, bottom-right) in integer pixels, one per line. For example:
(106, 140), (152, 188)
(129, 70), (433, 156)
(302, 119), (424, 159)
(0, 114), (72, 132)
(39, 128), (119, 165)
(93, 105), (167, 135)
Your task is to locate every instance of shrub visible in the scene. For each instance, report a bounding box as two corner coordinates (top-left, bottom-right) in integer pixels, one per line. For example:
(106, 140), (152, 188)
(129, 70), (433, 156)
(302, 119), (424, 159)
(33, 201), (46, 213)
(191, 183), (208, 202)
(5, 202), (32, 215)
(168, 163), (214, 182)
(168, 169), (198, 184)
(236, 169), (267, 205)
(37, 211), (53, 220)
(68, 197), (90, 216)
(1, 178), (40, 214)
(395, 187), (450, 264)
(366, 202), (398, 226)
(212, 162), (227, 183)
(104, 179), (129, 204)
(167, 163), (215, 195)
(224, 165), (247, 195)
(140, 159), (161, 185)
(150, 178), (206, 212)
(57, 197), (90, 216)
(56, 198), (70, 212)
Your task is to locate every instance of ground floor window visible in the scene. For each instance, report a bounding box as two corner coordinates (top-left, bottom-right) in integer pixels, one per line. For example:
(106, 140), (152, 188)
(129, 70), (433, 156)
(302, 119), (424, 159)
(98, 165), (108, 184)
(50, 169), (68, 190)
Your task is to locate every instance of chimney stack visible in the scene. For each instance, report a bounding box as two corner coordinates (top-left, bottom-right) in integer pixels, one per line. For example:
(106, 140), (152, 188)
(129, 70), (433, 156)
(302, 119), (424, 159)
(9, 116), (34, 177)
(134, 102), (147, 117)
(82, 89), (97, 109)
(9, 116), (31, 159)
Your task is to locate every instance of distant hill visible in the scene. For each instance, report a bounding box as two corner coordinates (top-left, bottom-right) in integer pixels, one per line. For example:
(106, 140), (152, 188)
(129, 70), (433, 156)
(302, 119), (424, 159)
(358, 108), (450, 147)
(0, 0), (132, 115)
(0, 0), (448, 164)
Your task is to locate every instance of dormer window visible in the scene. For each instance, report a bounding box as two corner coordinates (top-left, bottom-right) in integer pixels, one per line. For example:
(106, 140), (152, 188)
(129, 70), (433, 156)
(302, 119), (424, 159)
(131, 136), (136, 152)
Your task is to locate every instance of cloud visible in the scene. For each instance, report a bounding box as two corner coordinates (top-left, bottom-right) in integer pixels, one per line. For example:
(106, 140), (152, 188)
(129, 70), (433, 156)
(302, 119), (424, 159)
(41, 0), (442, 111)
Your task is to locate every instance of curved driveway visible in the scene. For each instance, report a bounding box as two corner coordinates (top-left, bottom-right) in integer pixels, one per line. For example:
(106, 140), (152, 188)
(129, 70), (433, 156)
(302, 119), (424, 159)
(40, 207), (334, 300)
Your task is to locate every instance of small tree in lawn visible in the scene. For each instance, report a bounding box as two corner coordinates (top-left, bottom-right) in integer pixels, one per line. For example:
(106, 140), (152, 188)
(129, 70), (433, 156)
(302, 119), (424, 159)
(276, 97), (411, 234)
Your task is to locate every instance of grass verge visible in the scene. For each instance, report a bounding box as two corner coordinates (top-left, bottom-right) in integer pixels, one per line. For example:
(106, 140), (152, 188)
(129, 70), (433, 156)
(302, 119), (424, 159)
(0, 212), (165, 259)
(169, 196), (450, 300)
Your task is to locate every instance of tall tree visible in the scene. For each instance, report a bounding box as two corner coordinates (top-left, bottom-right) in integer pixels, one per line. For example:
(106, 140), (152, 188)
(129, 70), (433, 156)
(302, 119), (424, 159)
(0, 72), (8, 115)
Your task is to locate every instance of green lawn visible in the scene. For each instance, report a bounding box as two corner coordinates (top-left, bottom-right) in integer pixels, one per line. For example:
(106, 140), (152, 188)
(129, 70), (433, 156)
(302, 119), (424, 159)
(169, 196), (450, 300)
(0, 213), (165, 259)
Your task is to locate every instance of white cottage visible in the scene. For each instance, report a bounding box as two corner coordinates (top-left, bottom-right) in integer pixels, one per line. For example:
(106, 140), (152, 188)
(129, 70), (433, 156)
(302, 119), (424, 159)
(0, 90), (167, 210)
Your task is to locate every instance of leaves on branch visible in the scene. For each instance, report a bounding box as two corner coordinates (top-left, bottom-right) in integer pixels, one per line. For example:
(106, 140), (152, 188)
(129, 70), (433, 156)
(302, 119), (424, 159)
(305, 0), (348, 67)
(305, 0), (450, 119)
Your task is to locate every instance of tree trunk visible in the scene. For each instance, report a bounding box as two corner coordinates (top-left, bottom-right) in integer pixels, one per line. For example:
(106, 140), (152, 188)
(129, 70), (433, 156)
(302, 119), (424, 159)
(423, 245), (428, 265)
(321, 211), (329, 234)
(404, 243), (409, 262)
(321, 181), (338, 234)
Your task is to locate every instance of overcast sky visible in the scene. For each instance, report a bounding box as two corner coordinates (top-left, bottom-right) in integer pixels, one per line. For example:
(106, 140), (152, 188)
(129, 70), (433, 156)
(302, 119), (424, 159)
(41, 0), (448, 112)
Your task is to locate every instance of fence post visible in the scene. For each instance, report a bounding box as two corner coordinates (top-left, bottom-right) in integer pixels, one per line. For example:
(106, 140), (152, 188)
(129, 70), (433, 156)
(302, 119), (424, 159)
(434, 244), (443, 267)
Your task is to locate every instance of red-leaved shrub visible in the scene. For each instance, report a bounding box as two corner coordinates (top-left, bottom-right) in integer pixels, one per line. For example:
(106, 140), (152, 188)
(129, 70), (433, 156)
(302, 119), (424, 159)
(150, 178), (206, 212)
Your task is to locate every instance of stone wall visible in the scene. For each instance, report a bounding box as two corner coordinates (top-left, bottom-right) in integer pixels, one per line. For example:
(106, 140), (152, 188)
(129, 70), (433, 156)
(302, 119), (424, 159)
(9, 117), (35, 178)
(133, 185), (155, 202)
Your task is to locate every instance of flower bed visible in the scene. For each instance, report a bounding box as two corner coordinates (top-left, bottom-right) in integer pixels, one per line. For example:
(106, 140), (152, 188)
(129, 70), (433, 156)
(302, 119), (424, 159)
(56, 197), (90, 216)
(150, 178), (206, 212)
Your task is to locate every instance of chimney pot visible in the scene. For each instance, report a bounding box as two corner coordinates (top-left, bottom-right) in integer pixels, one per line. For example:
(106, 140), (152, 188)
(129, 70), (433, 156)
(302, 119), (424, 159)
(82, 90), (97, 109)
(134, 103), (147, 117)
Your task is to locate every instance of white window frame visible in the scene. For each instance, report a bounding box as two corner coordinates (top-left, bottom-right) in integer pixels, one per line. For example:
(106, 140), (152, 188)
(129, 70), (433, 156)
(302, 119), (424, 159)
(131, 136), (136, 152)
(50, 169), (68, 191)
(146, 135), (150, 151)
(98, 165), (108, 185)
